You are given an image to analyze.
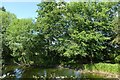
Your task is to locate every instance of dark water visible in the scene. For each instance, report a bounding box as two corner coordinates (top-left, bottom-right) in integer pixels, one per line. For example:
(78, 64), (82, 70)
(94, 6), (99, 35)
(1, 65), (105, 79)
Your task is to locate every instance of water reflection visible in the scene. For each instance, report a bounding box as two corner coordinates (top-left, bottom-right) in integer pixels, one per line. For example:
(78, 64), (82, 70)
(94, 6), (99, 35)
(44, 70), (47, 77)
(74, 70), (81, 78)
(2, 65), (104, 79)
(14, 69), (22, 79)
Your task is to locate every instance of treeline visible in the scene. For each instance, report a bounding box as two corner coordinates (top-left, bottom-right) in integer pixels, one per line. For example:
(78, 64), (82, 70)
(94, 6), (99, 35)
(1, 1), (120, 67)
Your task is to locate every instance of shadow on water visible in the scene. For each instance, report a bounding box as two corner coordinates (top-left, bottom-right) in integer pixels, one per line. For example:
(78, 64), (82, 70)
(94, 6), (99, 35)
(1, 65), (108, 80)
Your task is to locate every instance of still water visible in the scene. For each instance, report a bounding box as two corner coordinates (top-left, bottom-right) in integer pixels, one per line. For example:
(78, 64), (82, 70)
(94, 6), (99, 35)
(1, 65), (104, 79)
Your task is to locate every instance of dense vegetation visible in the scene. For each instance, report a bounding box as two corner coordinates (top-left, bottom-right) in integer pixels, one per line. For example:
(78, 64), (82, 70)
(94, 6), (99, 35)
(1, 1), (120, 68)
(84, 63), (120, 74)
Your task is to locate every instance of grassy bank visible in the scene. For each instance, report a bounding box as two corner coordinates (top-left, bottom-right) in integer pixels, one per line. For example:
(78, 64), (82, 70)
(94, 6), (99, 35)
(83, 63), (120, 74)
(62, 63), (120, 78)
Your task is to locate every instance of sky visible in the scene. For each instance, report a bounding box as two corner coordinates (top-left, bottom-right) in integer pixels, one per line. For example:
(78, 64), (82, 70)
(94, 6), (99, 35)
(1, 2), (39, 19)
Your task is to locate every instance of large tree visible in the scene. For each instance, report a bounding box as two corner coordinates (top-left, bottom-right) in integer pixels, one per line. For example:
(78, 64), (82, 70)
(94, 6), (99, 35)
(64, 2), (119, 63)
(36, 1), (119, 64)
(35, 1), (67, 65)
(6, 18), (34, 64)
(0, 9), (17, 64)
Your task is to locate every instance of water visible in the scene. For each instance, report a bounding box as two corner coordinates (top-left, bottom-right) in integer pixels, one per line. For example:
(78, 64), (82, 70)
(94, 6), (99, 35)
(1, 65), (105, 79)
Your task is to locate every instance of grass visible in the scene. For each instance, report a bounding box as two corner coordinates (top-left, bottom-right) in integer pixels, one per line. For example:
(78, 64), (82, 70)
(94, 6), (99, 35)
(83, 63), (120, 74)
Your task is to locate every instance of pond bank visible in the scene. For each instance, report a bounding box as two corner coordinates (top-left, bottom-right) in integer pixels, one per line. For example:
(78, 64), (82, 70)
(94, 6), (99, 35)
(1, 63), (120, 79)
(60, 63), (120, 78)
(80, 70), (119, 78)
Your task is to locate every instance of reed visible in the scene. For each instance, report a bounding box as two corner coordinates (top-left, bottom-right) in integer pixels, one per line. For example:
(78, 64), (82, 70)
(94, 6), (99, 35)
(84, 63), (120, 74)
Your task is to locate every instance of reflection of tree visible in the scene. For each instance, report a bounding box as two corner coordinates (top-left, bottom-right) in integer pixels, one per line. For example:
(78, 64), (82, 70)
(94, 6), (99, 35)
(74, 70), (81, 78)
(14, 68), (22, 78)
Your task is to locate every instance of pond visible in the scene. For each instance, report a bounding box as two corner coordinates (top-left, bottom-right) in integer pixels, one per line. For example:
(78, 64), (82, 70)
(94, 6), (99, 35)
(1, 65), (106, 79)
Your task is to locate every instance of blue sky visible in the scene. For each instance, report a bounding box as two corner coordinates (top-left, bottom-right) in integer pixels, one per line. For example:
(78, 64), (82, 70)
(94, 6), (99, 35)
(0, 0), (70, 19)
(2, 2), (39, 19)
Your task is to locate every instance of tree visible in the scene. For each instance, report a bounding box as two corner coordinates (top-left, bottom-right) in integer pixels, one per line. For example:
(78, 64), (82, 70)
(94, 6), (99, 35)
(36, 2), (119, 64)
(0, 10), (17, 64)
(2, 1), (119, 66)
(6, 18), (34, 64)
(65, 2), (119, 63)
(0, 6), (6, 12)
(35, 1), (67, 66)
(111, 3), (120, 63)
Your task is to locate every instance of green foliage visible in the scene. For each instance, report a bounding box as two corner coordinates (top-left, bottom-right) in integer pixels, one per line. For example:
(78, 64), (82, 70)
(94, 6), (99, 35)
(35, 2), (119, 64)
(2, 2), (119, 66)
(0, 10), (16, 34)
(84, 63), (120, 74)
(6, 18), (34, 64)
(112, 16), (120, 44)
(0, 10), (17, 64)
(114, 55), (120, 63)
